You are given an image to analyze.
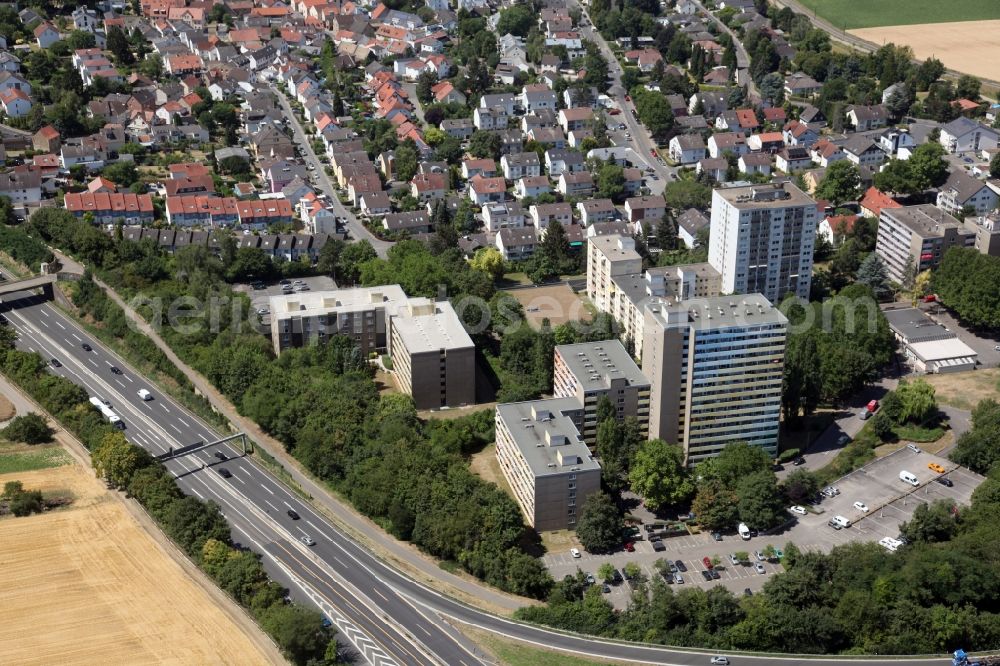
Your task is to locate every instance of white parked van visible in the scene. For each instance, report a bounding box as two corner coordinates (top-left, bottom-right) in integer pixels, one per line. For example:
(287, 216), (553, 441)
(137, 389), (152, 401)
(899, 470), (919, 486)
(738, 522), (751, 540)
(832, 515), (851, 528)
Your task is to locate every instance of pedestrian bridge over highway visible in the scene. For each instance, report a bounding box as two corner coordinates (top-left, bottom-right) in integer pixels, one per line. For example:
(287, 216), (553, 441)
(0, 274), (57, 302)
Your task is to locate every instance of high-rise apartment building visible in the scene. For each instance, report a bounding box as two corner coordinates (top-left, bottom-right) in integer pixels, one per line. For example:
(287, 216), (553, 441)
(708, 182), (817, 304)
(495, 398), (601, 531)
(552, 340), (650, 444)
(641, 294), (787, 464)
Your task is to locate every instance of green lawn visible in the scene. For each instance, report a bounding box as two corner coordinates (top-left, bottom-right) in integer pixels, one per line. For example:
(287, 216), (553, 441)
(796, 0), (1000, 29)
(470, 630), (619, 666)
(0, 446), (71, 474)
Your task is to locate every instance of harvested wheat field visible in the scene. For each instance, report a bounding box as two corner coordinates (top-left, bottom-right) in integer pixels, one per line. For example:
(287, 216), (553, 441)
(850, 21), (1000, 82)
(0, 464), (283, 666)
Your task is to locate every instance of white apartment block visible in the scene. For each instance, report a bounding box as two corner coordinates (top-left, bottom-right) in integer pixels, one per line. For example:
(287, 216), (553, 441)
(586, 235), (643, 315)
(708, 182), (817, 304)
(641, 294), (787, 465)
(495, 398), (602, 531)
(875, 205), (975, 284)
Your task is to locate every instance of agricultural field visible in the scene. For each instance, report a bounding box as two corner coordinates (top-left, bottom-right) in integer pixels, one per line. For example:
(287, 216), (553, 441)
(850, 21), (1000, 82)
(797, 0), (1000, 29)
(0, 463), (282, 666)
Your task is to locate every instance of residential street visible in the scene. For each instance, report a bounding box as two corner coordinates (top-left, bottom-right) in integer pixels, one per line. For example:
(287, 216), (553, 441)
(270, 86), (393, 258)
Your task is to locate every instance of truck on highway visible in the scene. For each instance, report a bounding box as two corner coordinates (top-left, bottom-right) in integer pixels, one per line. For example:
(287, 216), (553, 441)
(89, 396), (124, 429)
(953, 649), (1000, 666)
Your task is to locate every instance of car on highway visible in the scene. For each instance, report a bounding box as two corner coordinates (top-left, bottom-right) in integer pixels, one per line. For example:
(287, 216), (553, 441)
(137, 389), (152, 401)
(217, 468), (232, 478)
(754, 562), (766, 574)
(49, 358), (61, 368)
(214, 451), (227, 461)
(110, 366), (122, 375)
(571, 547), (581, 558)
(674, 559), (687, 572)
(928, 462), (946, 473)
(82, 343), (92, 352)
(710, 657), (730, 665)
(287, 509), (301, 520)
(300, 535), (316, 546)
(853, 501), (870, 512)
(789, 505), (807, 515)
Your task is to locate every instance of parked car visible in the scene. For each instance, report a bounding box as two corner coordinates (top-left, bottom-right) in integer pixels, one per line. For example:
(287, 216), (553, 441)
(602, 584), (611, 593)
(928, 462), (946, 473)
(936, 476), (954, 487)
(586, 573), (595, 585)
(792, 457), (806, 466)
(854, 501), (870, 512)
(571, 548), (581, 558)
(728, 553), (740, 565)
(755, 550), (765, 561)
(744, 588), (753, 597)
(710, 657), (730, 665)
(907, 444), (922, 454)
(673, 573), (684, 584)
(867, 399), (880, 413)
(701, 570), (712, 581)
(624, 542), (635, 552)
(858, 409), (871, 420)
(789, 505), (807, 515)
(710, 569), (720, 579)
(754, 563), (766, 574)
(702, 556), (713, 569)
(711, 531), (722, 541)
(675, 560), (687, 572)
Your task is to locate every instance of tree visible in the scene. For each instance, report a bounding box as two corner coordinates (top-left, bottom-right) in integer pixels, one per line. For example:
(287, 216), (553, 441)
(990, 152), (1000, 179)
(106, 26), (133, 65)
(758, 72), (785, 105)
(871, 412), (893, 441)
(596, 161), (626, 202)
(855, 253), (890, 297)
(10, 488), (43, 516)
(393, 139), (419, 182)
(933, 248), (1000, 329)
(691, 478), (740, 530)
(1, 412), (52, 444)
(415, 71), (438, 105)
(899, 500), (957, 543)
(92, 432), (151, 490)
(469, 131), (503, 160)
(576, 492), (622, 554)
(956, 75), (982, 101)
(736, 471), (786, 529)
(496, 5), (535, 36)
(259, 604), (331, 665)
(781, 469), (819, 504)
(907, 142), (949, 190)
(883, 82), (914, 120)
(540, 220), (570, 268)
(629, 440), (693, 510)
(597, 562), (616, 582)
(813, 160), (861, 205)
(631, 88), (674, 141)
(102, 160), (139, 188)
(338, 240), (378, 285)
(655, 211), (679, 251)
(470, 246), (505, 281)
(663, 180), (712, 210)
(896, 379), (936, 424)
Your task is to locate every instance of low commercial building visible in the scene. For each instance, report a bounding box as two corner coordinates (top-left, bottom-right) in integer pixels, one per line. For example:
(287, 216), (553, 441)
(642, 294), (787, 464)
(884, 307), (978, 373)
(495, 398), (601, 531)
(553, 340), (650, 444)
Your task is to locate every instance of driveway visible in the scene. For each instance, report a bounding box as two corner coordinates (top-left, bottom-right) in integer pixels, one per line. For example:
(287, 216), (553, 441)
(270, 86), (393, 258)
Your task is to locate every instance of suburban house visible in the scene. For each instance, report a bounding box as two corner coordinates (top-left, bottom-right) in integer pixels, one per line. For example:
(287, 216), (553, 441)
(668, 134), (706, 164)
(841, 135), (886, 168)
(845, 105), (889, 132)
(784, 72), (821, 98)
(469, 175), (507, 205)
(939, 117), (1000, 154)
(936, 170), (1000, 216)
(624, 195), (666, 224)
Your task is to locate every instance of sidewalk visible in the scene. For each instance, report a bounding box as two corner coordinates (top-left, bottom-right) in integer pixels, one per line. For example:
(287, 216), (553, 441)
(74, 264), (526, 614)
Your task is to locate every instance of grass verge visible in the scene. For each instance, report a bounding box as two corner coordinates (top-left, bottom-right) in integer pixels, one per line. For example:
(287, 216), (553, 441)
(461, 626), (619, 666)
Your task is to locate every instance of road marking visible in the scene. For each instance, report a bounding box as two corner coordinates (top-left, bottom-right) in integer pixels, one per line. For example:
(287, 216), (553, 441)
(169, 423), (182, 434)
(178, 417), (189, 427)
(262, 484), (275, 495)
(55, 320), (65, 330)
(39, 309), (48, 317)
(38, 319), (47, 327)
(115, 379), (125, 389)
(123, 374), (133, 383)
(27, 345), (34, 352)
(88, 358), (97, 367)
(265, 500), (279, 511)
(163, 404), (170, 413)
(72, 333), (82, 341)
(371, 587), (389, 603)
(191, 487), (204, 499)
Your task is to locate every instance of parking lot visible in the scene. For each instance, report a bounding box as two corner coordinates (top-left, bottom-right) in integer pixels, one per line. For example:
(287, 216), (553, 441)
(545, 448), (983, 609)
(241, 275), (338, 327)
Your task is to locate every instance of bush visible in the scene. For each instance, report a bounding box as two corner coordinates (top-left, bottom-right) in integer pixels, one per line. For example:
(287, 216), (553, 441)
(2, 412), (53, 444)
(10, 489), (43, 516)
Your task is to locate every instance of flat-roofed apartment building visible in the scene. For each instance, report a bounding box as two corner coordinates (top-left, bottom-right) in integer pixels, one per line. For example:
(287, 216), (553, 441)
(270, 285), (474, 408)
(495, 398), (602, 531)
(641, 294), (787, 465)
(388, 299), (475, 409)
(553, 340), (650, 444)
(587, 234), (721, 358)
(875, 205), (975, 284)
(708, 181), (817, 303)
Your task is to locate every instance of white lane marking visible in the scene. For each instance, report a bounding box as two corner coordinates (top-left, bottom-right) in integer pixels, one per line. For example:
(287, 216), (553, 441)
(123, 374), (133, 383)
(105, 360), (114, 367)
(178, 417), (189, 427)
(265, 500), (279, 512)
(72, 333), (82, 341)
(88, 359), (97, 367)
(371, 587), (389, 603)
(169, 423), (182, 434)
(284, 501), (295, 509)
(232, 473), (245, 484)
(115, 379), (125, 389)
(39, 309), (49, 317)
(191, 487), (204, 499)
(55, 321), (65, 330)
(162, 404), (170, 413)
(38, 319), (48, 327)
(27, 345), (34, 352)
(261, 484), (275, 495)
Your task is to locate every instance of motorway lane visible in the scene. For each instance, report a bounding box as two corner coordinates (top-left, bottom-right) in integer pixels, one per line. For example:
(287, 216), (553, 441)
(270, 85), (393, 259)
(0, 289), (477, 666)
(0, 284), (960, 666)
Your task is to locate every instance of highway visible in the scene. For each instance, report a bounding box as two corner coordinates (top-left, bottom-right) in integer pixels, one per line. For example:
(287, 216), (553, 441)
(0, 277), (959, 666)
(270, 85), (393, 259)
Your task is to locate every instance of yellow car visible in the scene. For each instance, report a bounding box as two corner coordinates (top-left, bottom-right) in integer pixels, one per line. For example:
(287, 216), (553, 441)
(928, 462), (946, 474)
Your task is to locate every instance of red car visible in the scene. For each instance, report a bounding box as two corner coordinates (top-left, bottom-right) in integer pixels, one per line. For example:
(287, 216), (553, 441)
(866, 399), (879, 413)
(625, 94), (631, 102)
(702, 556), (713, 569)
(624, 542), (635, 552)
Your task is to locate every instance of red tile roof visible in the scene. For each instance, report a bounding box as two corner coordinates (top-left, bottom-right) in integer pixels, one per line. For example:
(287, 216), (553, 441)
(65, 192), (154, 214)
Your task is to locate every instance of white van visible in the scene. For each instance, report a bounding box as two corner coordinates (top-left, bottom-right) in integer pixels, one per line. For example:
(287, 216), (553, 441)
(738, 522), (751, 540)
(899, 470), (919, 486)
(137, 389), (152, 401)
(832, 515), (851, 528)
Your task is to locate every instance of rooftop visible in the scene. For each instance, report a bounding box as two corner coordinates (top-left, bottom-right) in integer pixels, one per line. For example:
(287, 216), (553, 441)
(644, 293), (787, 330)
(556, 340), (649, 390)
(883, 307), (955, 344)
(390, 299), (474, 354)
(714, 181), (814, 209)
(269, 285), (408, 320)
(881, 204), (963, 238)
(496, 398), (601, 478)
(590, 234), (641, 262)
